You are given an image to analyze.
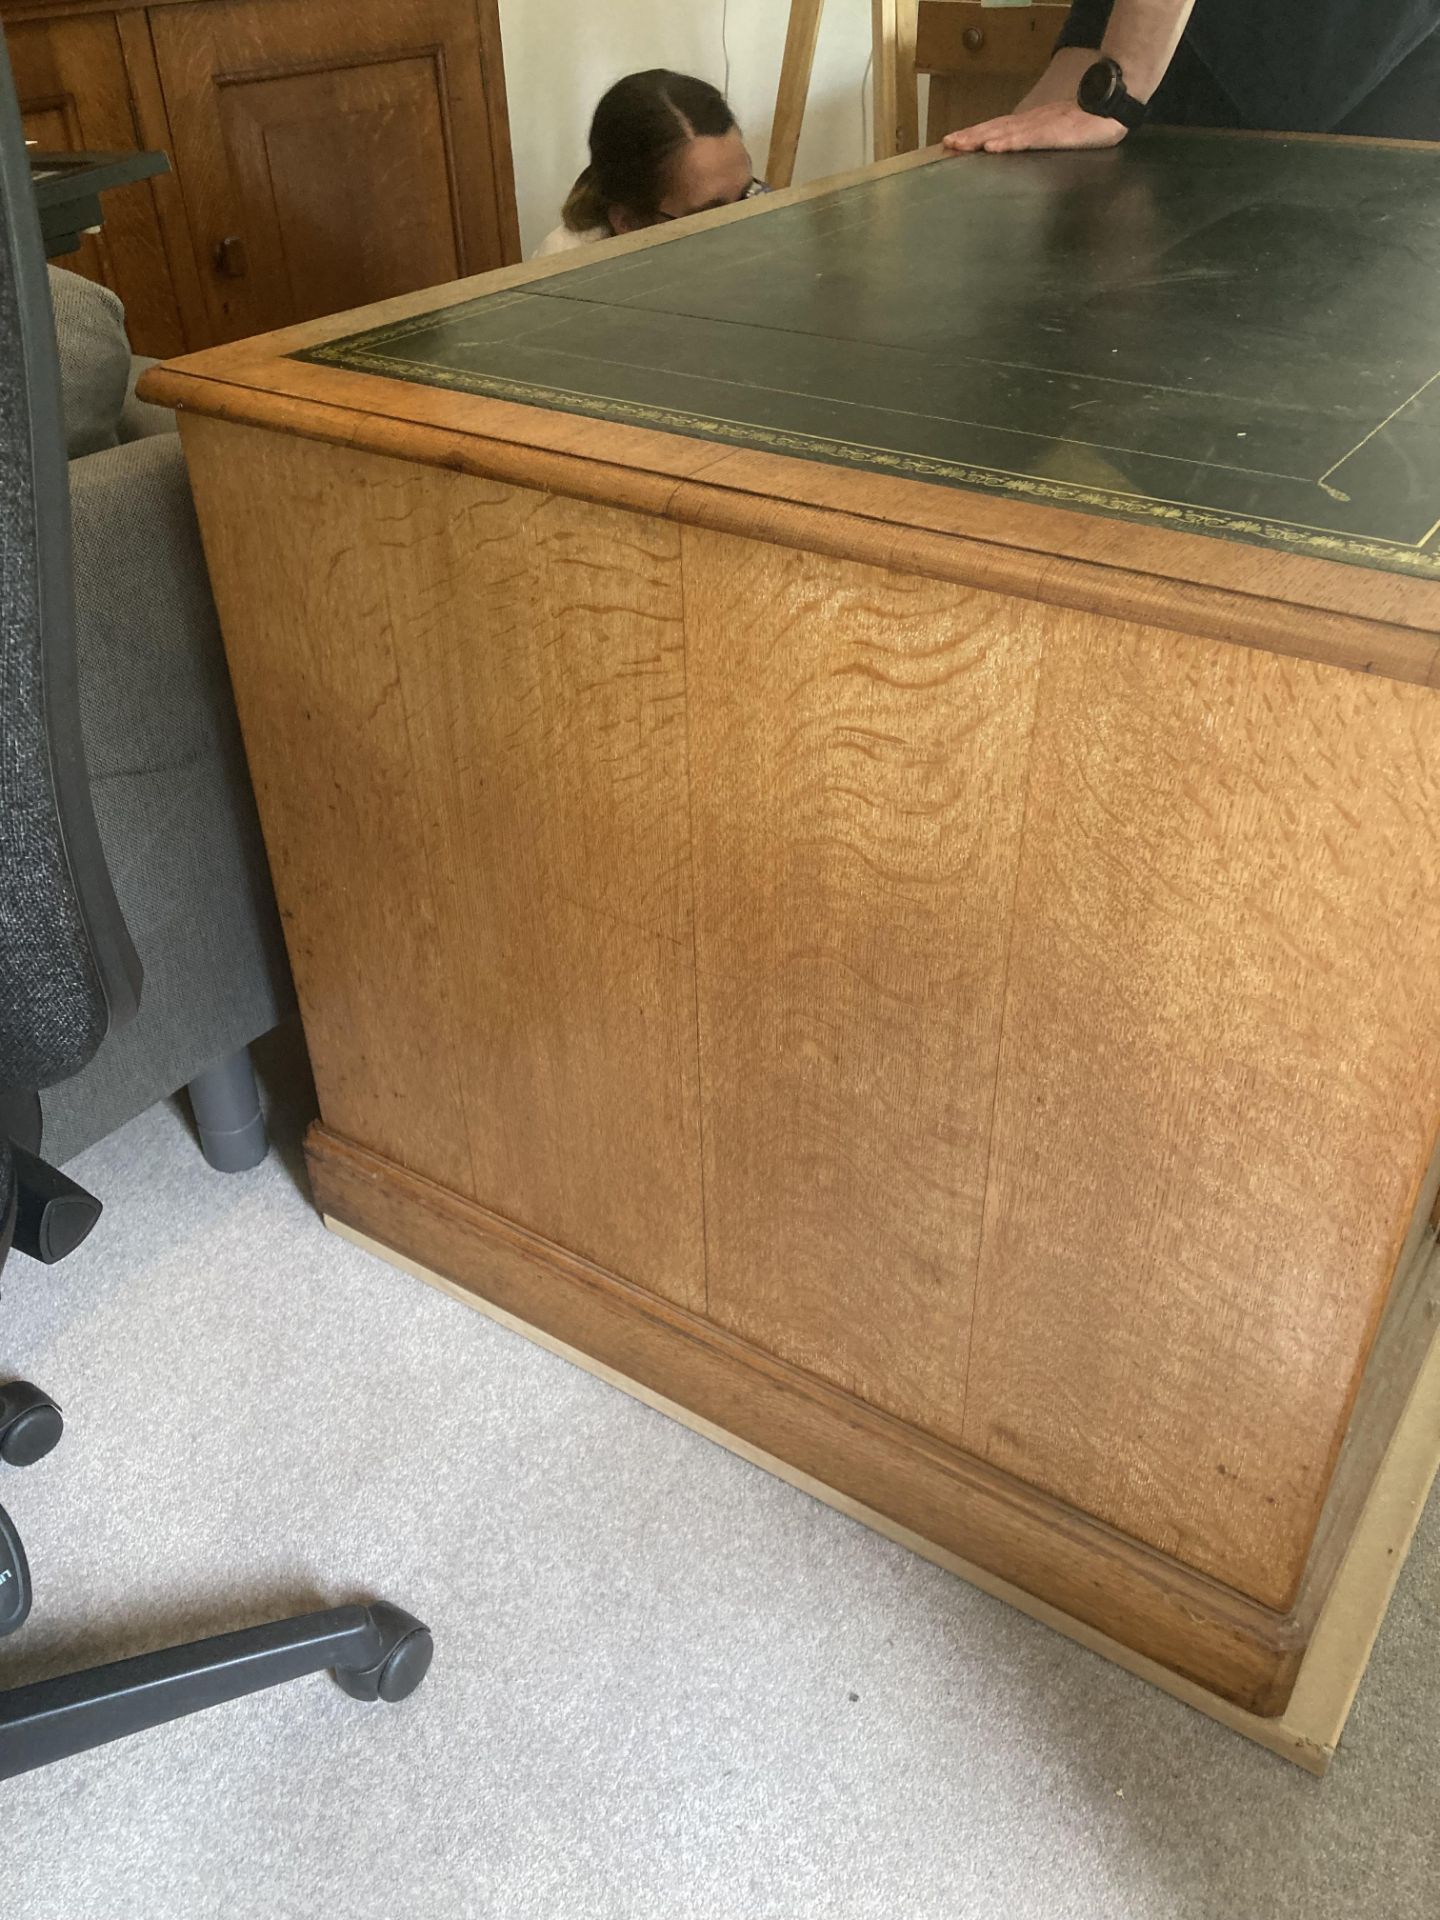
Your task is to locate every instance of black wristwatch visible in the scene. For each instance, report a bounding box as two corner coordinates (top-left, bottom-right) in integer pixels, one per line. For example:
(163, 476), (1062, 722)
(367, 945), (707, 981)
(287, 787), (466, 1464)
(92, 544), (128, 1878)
(1077, 55), (1149, 131)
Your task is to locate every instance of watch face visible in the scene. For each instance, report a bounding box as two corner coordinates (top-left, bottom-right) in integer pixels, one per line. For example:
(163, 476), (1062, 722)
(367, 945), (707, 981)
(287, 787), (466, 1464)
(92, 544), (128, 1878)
(1079, 58), (1123, 115)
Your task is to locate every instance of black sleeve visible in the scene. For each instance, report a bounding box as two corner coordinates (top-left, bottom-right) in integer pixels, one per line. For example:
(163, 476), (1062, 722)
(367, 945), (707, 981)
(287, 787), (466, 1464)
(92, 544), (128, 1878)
(1054, 0), (1116, 51)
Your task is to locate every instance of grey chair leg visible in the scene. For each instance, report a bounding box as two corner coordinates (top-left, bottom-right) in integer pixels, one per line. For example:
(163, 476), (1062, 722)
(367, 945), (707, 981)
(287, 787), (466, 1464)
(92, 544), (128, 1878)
(187, 1047), (268, 1173)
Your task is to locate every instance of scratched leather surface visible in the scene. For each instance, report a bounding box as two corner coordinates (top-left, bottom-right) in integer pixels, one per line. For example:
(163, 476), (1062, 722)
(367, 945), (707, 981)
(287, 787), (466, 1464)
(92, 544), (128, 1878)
(300, 132), (1440, 579)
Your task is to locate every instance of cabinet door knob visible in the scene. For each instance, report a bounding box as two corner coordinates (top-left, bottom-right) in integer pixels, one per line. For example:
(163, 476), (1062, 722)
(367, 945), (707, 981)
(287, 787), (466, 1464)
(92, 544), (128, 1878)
(962, 26), (986, 52)
(213, 234), (248, 278)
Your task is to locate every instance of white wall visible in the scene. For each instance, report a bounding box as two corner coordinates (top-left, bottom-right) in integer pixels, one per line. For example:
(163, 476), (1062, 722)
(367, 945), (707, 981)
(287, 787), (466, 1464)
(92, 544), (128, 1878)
(497, 0), (882, 256)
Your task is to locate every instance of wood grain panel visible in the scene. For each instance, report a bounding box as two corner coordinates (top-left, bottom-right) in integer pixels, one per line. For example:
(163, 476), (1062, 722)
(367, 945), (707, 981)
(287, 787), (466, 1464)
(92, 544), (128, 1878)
(6, 8), (188, 353)
(872, 0), (921, 161)
(918, 0), (1066, 138)
(766, 0), (824, 190)
(174, 415), (474, 1195)
(915, 0), (1067, 72)
(307, 1123), (1306, 1715)
(150, 0), (516, 344)
(182, 418), (703, 1302)
(20, 94), (69, 143)
(471, 0), (520, 264)
(3, 2), (192, 14)
(926, 70), (1029, 144)
(139, 360), (1440, 691)
(685, 529), (1044, 1440)
(916, 1), (1071, 140)
(212, 53), (462, 331)
(1302, 1135), (1440, 1614)
(366, 467), (706, 1308)
(964, 612), (1440, 1609)
(114, 7), (209, 350)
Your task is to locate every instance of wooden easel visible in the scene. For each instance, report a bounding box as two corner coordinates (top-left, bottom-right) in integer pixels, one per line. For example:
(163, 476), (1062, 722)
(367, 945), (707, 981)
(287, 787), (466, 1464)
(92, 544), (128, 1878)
(767, 0), (921, 190)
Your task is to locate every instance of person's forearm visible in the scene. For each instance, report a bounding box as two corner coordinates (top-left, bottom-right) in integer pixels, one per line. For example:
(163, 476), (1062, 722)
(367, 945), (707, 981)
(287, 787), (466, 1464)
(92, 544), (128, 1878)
(1021, 0), (1196, 110)
(943, 0), (1198, 152)
(1099, 0), (1197, 99)
(1017, 47), (1094, 111)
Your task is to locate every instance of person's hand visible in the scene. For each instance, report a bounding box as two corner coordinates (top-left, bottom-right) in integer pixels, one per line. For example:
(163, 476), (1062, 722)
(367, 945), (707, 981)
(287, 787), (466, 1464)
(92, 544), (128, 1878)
(943, 102), (1128, 155)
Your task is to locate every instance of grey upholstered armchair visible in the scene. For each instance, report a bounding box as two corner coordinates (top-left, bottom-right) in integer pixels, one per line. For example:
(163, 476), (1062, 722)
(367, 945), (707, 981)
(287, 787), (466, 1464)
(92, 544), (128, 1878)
(37, 267), (293, 1171)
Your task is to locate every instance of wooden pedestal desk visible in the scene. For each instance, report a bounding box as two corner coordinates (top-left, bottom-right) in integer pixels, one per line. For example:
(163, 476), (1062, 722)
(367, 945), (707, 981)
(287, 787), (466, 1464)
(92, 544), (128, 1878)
(145, 133), (1440, 1752)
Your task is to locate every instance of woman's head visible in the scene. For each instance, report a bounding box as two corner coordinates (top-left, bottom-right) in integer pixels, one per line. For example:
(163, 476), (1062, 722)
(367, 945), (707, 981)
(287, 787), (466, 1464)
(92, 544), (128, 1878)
(563, 70), (755, 236)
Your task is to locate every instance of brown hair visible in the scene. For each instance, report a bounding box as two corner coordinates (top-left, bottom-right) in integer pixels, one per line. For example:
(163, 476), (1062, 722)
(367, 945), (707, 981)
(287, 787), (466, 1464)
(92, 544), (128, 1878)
(562, 69), (738, 233)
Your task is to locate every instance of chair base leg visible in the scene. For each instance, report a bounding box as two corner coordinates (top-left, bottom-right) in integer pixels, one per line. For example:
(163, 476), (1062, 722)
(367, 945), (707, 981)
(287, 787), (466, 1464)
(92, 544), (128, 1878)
(0, 1602), (433, 1779)
(187, 1047), (268, 1173)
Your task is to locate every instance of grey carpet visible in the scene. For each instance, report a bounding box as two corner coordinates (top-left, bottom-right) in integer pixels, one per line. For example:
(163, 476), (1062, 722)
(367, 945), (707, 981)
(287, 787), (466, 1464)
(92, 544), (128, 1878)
(4, 1029), (1438, 1920)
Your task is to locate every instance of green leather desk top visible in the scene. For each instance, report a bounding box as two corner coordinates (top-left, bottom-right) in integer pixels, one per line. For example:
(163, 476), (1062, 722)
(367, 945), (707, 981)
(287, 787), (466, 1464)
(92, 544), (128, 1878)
(299, 132), (1440, 580)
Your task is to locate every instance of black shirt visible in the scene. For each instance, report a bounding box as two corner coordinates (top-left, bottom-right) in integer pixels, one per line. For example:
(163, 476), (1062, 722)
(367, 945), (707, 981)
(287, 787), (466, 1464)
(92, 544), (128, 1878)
(1056, 0), (1440, 131)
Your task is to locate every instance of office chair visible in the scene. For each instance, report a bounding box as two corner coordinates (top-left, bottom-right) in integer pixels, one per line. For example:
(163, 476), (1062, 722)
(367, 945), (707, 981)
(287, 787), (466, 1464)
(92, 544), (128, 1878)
(0, 44), (432, 1778)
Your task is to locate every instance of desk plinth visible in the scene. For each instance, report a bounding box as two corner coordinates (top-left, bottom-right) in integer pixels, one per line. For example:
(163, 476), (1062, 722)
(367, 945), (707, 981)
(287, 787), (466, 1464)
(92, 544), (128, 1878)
(145, 140), (1440, 1724)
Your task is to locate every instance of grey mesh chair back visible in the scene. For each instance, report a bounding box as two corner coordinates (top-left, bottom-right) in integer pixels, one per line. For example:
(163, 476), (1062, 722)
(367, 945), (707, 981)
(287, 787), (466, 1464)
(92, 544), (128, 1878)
(0, 42), (140, 1096)
(0, 39), (436, 1780)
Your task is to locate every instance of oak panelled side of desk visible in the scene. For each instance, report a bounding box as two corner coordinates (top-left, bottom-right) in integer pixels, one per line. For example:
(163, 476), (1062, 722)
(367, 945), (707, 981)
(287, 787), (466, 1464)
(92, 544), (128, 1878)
(146, 147), (1440, 1718)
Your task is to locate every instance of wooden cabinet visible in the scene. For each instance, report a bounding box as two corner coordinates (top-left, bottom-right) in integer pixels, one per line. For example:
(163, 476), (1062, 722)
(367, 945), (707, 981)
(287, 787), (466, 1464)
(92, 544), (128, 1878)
(1, 0), (518, 355)
(148, 0), (517, 343)
(5, 4), (195, 353)
(917, 1), (1066, 139)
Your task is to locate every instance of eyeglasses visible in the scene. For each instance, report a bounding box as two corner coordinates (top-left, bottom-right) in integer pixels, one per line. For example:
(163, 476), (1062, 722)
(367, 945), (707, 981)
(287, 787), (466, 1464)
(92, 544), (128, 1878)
(654, 180), (773, 223)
